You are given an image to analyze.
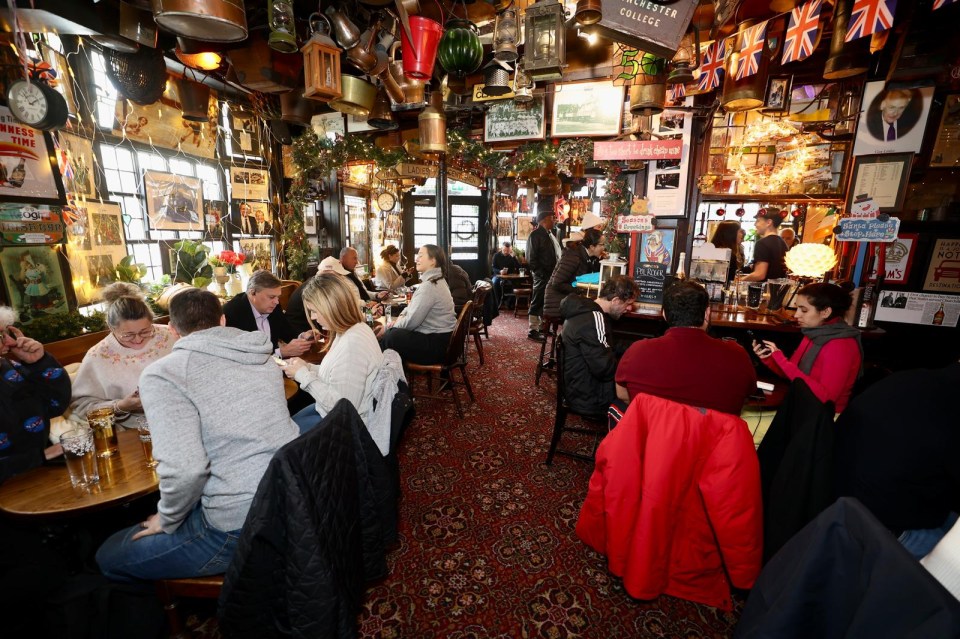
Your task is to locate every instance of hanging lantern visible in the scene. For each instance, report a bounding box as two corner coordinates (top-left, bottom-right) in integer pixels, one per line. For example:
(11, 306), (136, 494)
(721, 21), (769, 112)
(629, 54), (666, 116)
(268, 0), (297, 53)
(438, 18), (483, 77)
(493, 5), (519, 62)
(368, 88), (399, 130)
(523, 0), (566, 82)
(667, 29), (700, 85)
(418, 90), (447, 153)
(513, 61), (534, 104)
(175, 38), (224, 71)
(176, 78), (210, 121)
(482, 58), (513, 96)
(823, 0), (870, 80)
(302, 14), (342, 102)
(574, 0), (601, 26)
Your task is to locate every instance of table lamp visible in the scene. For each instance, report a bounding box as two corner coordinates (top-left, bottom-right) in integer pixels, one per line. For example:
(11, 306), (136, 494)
(783, 243), (839, 308)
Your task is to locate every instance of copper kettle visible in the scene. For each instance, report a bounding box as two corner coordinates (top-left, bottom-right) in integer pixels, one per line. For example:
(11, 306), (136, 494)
(346, 22), (380, 73)
(387, 41), (424, 109)
(324, 4), (360, 49)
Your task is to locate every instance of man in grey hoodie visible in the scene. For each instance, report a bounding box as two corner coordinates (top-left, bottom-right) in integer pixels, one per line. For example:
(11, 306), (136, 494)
(96, 288), (298, 581)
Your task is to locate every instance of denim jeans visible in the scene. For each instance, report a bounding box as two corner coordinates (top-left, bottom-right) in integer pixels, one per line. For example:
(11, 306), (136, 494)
(898, 511), (960, 560)
(96, 504), (240, 582)
(293, 403), (323, 435)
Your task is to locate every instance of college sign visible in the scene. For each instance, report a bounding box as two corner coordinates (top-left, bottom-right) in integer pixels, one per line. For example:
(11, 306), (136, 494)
(593, 139), (683, 161)
(593, 0), (700, 60)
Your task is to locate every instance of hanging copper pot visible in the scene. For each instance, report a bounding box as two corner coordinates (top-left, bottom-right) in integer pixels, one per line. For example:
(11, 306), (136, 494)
(152, 0), (248, 43)
(324, 4), (361, 49)
(388, 42), (425, 109)
(418, 90), (447, 153)
(368, 88), (399, 130)
(574, 0), (602, 26)
(721, 20), (769, 112)
(629, 84), (666, 116)
(823, 0), (871, 80)
(328, 74), (377, 116)
(176, 77), (211, 121)
(279, 90), (316, 126)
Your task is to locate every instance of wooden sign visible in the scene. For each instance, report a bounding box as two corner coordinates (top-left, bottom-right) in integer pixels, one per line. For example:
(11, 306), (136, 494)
(395, 162), (438, 179)
(447, 167), (483, 188)
(472, 82), (515, 102)
(594, 139), (683, 161)
(593, 0), (700, 60)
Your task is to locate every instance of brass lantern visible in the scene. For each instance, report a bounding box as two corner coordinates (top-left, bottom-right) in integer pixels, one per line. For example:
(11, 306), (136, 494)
(418, 90), (447, 153)
(513, 61), (534, 104)
(523, 0), (566, 82)
(302, 14), (342, 102)
(667, 30), (699, 85)
(493, 4), (519, 62)
(268, 0), (297, 53)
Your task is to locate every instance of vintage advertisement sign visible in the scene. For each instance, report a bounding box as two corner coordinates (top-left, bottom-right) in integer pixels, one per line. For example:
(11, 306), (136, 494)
(115, 98), (218, 160)
(593, 0), (700, 60)
(0, 108), (60, 200)
(594, 139), (683, 161)
(0, 203), (65, 245)
(923, 238), (960, 293)
(835, 217), (901, 242)
(875, 291), (959, 327)
(632, 261), (668, 313)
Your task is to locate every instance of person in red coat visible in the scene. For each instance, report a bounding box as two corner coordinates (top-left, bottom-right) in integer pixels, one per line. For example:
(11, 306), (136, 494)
(576, 392), (763, 611)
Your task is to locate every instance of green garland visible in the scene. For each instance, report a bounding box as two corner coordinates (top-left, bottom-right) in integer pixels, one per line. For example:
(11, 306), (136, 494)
(557, 139), (594, 177)
(278, 203), (311, 281)
(600, 162), (630, 253)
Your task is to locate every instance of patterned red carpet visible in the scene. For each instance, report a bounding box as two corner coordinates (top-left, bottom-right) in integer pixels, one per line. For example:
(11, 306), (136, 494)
(356, 313), (743, 638)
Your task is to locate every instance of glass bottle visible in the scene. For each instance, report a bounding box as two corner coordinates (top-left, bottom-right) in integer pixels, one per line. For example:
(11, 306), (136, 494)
(8, 158), (25, 188)
(933, 303), (945, 326)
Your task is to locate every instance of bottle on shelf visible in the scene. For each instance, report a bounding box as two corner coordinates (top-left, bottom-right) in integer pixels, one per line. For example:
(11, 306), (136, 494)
(675, 252), (687, 281)
(933, 303), (945, 326)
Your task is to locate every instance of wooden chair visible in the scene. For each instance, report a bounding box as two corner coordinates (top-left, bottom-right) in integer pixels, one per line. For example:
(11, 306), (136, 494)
(513, 287), (532, 317)
(406, 302), (476, 418)
(535, 316), (561, 386)
(278, 279), (301, 311)
(546, 334), (609, 465)
(468, 281), (492, 366)
(156, 574), (224, 639)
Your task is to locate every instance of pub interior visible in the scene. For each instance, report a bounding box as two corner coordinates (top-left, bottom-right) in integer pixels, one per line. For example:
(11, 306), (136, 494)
(1, 0), (959, 636)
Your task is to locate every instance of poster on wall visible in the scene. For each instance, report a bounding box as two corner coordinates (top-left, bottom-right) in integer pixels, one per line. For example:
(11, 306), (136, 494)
(65, 202), (128, 304)
(637, 228), (677, 272)
(230, 111), (262, 156)
(230, 201), (273, 236)
(516, 216), (533, 241)
(853, 81), (934, 157)
(646, 103), (692, 216)
(143, 170), (204, 232)
(882, 232), (917, 285)
(235, 238), (272, 272)
(115, 99), (218, 159)
(875, 291), (958, 327)
(0, 245), (70, 323)
(484, 97), (546, 142)
(930, 94), (960, 168)
(922, 238), (960, 293)
(230, 166), (269, 201)
(205, 200), (227, 241)
(0, 203), (65, 245)
(55, 132), (96, 197)
(0, 107), (60, 200)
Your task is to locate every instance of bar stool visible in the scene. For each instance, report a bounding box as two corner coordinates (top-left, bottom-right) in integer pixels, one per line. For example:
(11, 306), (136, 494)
(513, 287), (532, 317)
(535, 316), (561, 386)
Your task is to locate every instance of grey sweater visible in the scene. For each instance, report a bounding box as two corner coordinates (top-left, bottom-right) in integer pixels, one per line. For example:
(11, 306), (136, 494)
(393, 267), (456, 334)
(139, 326), (298, 534)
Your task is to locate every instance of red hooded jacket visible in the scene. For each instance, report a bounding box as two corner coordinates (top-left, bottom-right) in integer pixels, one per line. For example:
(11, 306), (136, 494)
(575, 393), (763, 610)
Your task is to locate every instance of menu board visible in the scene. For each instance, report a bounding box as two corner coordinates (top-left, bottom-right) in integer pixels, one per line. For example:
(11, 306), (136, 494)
(633, 261), (667, 314)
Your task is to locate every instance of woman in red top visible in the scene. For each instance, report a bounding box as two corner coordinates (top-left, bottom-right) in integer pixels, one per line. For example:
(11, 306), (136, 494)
(753, 282), (862, 412)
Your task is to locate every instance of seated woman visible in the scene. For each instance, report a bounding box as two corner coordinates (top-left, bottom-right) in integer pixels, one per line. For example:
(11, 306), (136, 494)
(543, 227), (606, 321)
(753, 282), (862, 412)
(374, 245), (414, 292)
(71, 282), (176, 429)
(0, 307), (71, 483)
(378, 244), (456, 366)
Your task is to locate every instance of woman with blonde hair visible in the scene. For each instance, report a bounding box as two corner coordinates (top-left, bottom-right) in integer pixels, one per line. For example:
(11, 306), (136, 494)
(71, 282), (176, 428)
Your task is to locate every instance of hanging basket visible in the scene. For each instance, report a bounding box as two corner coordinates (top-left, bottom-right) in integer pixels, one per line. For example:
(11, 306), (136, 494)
(105, 46), (167, 105)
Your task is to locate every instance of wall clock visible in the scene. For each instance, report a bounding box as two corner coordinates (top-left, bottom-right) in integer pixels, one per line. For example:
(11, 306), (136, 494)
(376, 191), (397, 212)
(6, 79), (69, 131)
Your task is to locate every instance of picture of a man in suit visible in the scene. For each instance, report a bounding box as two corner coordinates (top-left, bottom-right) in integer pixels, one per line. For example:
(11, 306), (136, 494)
(866, 89), (920, 142)
(253, 208), (272, 236)
(239, 202), (254, 235)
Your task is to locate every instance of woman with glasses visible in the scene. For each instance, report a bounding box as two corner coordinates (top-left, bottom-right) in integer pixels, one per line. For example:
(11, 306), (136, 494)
(71, 282), (176, 429)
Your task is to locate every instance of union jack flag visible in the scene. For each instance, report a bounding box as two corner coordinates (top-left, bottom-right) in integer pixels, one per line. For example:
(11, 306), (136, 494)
(696, 39), (725, 92)
(735, 21), (768, 81)
(782, 0), (823, 65)
(933, 0), (958, 10)
(844, 0), (897, 42)
(669, 83), (686, 105)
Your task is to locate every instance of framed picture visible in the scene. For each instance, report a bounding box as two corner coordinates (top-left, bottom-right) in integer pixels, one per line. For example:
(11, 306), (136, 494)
(303, 203), (317, 236)
(930, 94), (960, 168)
(881, 232), (917, 285)
(647, 105), (693, 216)
(0, 203), (66, 245)
(64, 202), (127, 304)
(922, 238), (960, 294)
(144, 170), (204, 231)
(853, 81), (934, 157)
(42, 46), (78, 118)
(762, 75), (792, 115)
(551, 81), (624, 137)
(235, 238), (273, 272)
(230, 201), (273, 236)
(116, 100), (217, 160)
(0, 245), (71, 323)
(637, 227), (677, 273)
(515, 216), (533, 241)
(0, 108), (61, 201)
(204, 200), (227, 241)
(55, 132), (97, 197)
(230, 110), (262, 157)
(484, 97), (546, 142)
(846, 153), (913, 213)
(230, 166), (270, 201)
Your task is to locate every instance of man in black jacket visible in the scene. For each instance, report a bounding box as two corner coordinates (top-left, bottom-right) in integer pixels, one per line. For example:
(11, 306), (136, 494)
(223, 269), (312, 357)
(527, 211), (561, 340)
(341, 247), (388, 303)
(559, 276), (638, 416)
(492, 241), (521, 309)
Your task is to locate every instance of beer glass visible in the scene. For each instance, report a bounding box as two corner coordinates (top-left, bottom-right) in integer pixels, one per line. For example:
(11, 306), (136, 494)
(138, 425), (158, 468)
(60, 429), (100, 488)
(87, 407), (119, 457)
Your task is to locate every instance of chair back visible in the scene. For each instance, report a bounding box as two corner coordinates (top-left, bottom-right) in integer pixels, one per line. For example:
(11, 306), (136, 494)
(470, 281), (492, 325)
(444, 301), (474, 366)
(556, 333), (567, 411)
(278, 282), (297, 310)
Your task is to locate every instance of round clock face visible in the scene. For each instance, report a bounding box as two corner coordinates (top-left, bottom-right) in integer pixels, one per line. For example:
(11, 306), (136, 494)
(377, 191), (397, 212)
(8, 81), (49, 125)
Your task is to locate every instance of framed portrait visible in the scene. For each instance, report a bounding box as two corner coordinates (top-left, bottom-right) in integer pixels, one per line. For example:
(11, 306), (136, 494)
(230, 166), (270, 201)
(204, 200), (227, 241)
(55, 132), (97, 198)
(930, 94), (960, 168)
(143, 170), (204, 232)
(230, 200), (273, 236)
(230, 110), (263, 157)
(0, 108), (61, 201)
(846, 153), (913, 213)
(761, 75), (792, 115)
(637, 227), (677, 274)
(64, 202), (127, 304)
(0, 245), (71, 323)
(515, 216), (533, 241)
(551, 82), (625, 137)
(235, 238), (273, 272)
(853, 81), (934, 157)
(0, 203), (66, 246)
(484, 97), (546, 142)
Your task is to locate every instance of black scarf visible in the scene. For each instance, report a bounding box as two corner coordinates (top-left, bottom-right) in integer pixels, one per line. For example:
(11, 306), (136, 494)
(799, 320), (863, 376)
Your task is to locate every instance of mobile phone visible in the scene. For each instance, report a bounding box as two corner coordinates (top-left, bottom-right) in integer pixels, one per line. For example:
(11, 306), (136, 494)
(273, 356), (287, 367)
(745, 330), (757, 344)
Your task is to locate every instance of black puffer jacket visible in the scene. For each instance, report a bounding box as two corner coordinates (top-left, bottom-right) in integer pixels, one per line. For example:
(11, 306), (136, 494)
(219, 400), (388, 639)
(544, 245), (597, 320)
(559, 294), (617, 416)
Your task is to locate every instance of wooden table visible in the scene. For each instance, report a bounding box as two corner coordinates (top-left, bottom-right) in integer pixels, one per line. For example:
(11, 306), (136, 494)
(0, 429), (159, 519)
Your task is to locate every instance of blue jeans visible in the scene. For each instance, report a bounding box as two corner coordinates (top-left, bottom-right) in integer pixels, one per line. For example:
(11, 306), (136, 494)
(96, 504), (240, 583)
(898, 512), (959, 560)
(293, 402), (323, 435)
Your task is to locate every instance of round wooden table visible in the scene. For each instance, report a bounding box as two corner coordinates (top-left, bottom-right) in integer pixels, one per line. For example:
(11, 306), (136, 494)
(0, 429), (159, 519)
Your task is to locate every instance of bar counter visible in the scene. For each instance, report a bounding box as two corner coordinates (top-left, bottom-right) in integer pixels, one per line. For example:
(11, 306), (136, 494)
(614, 303), (799, 340)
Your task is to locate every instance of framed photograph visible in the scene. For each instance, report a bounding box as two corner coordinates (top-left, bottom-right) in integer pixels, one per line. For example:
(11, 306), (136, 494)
(0, 203), (66, 245)
(853, 81), (934, 157)
(230, 110), (262, 157)
(761, 76), (792, 115)
(303, 203), (317, 236)
(235, 238), (273, 272)
(551, 81), (625, 137)
(922, 238), (960, 294)
(0, 245), (71, 322)
(930, 94), (960, 168)
(116, 100), (217, 160)
(846, 153), (913, 213)
(55, 132), (97, 198)
(204, 200), (227, 241)
(143, 170), (203, 231)
(64, 201), (127, 304)
(0, 107), (61, 201)
(230, 201), (273, 236)
(515, 216), (533, 241)
(484, 97), (546, 142)
(42, 46), (78, 118)
(647, 104), (694, 216)
(230, 166), (270, 201)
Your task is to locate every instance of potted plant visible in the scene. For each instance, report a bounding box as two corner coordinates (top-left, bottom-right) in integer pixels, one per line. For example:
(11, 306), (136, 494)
(171, 239), (213, 288)
(114, 255), (148, 284)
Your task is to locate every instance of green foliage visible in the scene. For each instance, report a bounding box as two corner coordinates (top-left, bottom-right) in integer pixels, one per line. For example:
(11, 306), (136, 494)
(513, 141), (558, 173)
(114, 255), (147, 283)
(171, 239), (212, 288)
(19, 311), (107, 345)
(557, 139), (594, 177)
(279, 204), (311, 281)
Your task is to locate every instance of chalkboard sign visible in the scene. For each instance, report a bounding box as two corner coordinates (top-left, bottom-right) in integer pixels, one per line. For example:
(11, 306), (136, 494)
(633, 261), (668, 313)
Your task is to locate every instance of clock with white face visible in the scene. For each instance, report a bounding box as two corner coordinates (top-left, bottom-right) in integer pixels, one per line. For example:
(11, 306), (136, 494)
(5, 79), (68, 131)
(376, 191), (397, 212)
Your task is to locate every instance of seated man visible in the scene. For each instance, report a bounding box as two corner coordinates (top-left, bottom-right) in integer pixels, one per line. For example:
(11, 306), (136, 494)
(835, 358), (960, 559)
(96, 289), (299, 581)
(223, 269), (312, 358)
(560, 275), (639, 417)
(616, 281), (756, 416)
(492, 241), (521, 308)
(340, 247), (388, 303)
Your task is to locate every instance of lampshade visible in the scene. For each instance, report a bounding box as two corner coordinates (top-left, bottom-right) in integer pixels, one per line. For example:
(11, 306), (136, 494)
(785, 243), (838, 278)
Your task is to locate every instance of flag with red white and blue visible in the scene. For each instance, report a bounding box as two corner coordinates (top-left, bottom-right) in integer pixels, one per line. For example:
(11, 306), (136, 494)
(782, 0), (823, 65)
(933, 0), (958, 10)
(844, 0), (897, 42)
(735, 21), (768, 81)
(697, 39), (726, 92)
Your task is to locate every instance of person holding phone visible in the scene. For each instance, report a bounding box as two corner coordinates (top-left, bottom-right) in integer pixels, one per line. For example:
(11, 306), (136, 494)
(753, 282), (862, 413)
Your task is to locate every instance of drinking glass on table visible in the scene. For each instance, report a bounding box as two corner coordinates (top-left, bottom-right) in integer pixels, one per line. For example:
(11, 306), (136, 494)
(138, 424), (159, 468)
(87, 407), (119, 457)
(60, 428), (100, 488)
